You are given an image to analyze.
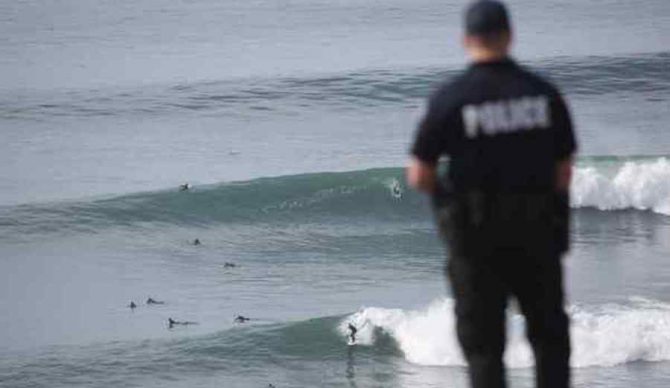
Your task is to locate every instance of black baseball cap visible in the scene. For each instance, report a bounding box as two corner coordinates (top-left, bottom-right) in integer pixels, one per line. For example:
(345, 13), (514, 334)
(465, 0), (511, 35)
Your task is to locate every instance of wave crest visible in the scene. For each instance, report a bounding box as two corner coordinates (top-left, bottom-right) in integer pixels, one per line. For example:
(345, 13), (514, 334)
(572, 158), (670, 215)
(342, 297), (670, 368)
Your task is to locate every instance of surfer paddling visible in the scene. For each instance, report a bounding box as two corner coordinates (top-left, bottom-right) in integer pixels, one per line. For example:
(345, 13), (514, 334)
(168, 318), (197, 328)
(146, 297), (164, 305)
(234, 315), (251, 323)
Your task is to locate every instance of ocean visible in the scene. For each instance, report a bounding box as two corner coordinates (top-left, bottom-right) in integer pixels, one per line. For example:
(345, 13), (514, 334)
(1, 0), (670, 387)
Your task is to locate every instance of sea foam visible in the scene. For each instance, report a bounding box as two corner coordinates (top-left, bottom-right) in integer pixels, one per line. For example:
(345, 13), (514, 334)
(341, 297), (670, 368)
(572, 158), (670, 215)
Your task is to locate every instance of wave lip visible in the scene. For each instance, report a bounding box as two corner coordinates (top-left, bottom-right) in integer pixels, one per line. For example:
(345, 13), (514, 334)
(342, 297), (670, 368)
(572, 158), (670, 215)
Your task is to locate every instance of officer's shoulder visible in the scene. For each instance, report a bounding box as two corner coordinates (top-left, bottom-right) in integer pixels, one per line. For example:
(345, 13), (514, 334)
(428, 70), (472, 105)
(515, 63), (561, 96)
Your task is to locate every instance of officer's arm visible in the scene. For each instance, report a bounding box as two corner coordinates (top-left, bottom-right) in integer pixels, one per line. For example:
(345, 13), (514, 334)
(553, 91), (576, 193)
(554, 156), (574, 254)
(407, 157), (437, 194)
(556, 157), (573, 192)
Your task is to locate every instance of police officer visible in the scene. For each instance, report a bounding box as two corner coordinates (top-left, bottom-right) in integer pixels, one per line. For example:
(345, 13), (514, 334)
(407, 1), (576, 388)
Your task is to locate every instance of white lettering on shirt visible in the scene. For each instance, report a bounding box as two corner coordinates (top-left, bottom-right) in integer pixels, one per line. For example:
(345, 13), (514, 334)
(461, 96), (550, 139)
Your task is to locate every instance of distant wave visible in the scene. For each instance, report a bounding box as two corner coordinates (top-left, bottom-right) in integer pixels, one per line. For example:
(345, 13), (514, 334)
(1, 156), (668, 240)
(343, 297), (670, 368)
(1, 52), (667, 120)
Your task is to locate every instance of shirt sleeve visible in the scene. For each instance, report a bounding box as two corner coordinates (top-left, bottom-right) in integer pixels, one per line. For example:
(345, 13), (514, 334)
(410, 89), (452, 163)
(552, 92), (577, 160)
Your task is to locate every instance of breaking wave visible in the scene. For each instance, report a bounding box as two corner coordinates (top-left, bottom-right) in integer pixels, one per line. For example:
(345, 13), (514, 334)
(341, 297), (670, 368)
(572, 157), (670, 215)
(1, 156), (668, 241)
(7, 296), (670, 388)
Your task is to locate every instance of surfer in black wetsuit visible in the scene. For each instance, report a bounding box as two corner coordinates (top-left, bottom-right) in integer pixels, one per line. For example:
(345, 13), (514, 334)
(179, 183), (191, 191)
(129, 301), (137, 309)
(146, 297), (164, 305)
(168, 318), (197, 328)
(234, 315), (251, 323)
(193, 238), (201, 246)
(224, 262), (236, 268)
(348, 323), (358, 343)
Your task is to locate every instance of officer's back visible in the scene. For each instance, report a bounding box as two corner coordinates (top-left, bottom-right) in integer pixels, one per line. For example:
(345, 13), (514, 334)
(406, 3), (575, 387)
(422, 60), (573, 195)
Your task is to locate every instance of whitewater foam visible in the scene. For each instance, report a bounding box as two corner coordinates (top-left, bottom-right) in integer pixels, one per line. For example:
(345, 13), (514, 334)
(341, 297), (670, 368)
(572, 158), (670, 215)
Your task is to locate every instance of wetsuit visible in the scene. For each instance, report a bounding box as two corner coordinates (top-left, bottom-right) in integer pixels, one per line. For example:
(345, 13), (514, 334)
(411, 58), (576, 388)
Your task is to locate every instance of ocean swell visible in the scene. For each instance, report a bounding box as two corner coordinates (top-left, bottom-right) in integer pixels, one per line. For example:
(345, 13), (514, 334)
(2, 52), (667, 120)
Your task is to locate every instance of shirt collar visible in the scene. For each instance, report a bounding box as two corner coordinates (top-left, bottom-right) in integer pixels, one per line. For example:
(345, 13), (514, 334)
(470, 57), (516, 68)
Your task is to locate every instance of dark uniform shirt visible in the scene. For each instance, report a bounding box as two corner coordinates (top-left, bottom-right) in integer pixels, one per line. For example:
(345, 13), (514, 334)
(412, 58), (576, 194)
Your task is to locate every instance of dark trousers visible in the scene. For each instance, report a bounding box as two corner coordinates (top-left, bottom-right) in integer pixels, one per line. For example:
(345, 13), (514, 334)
(437, 194), (571, 388)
